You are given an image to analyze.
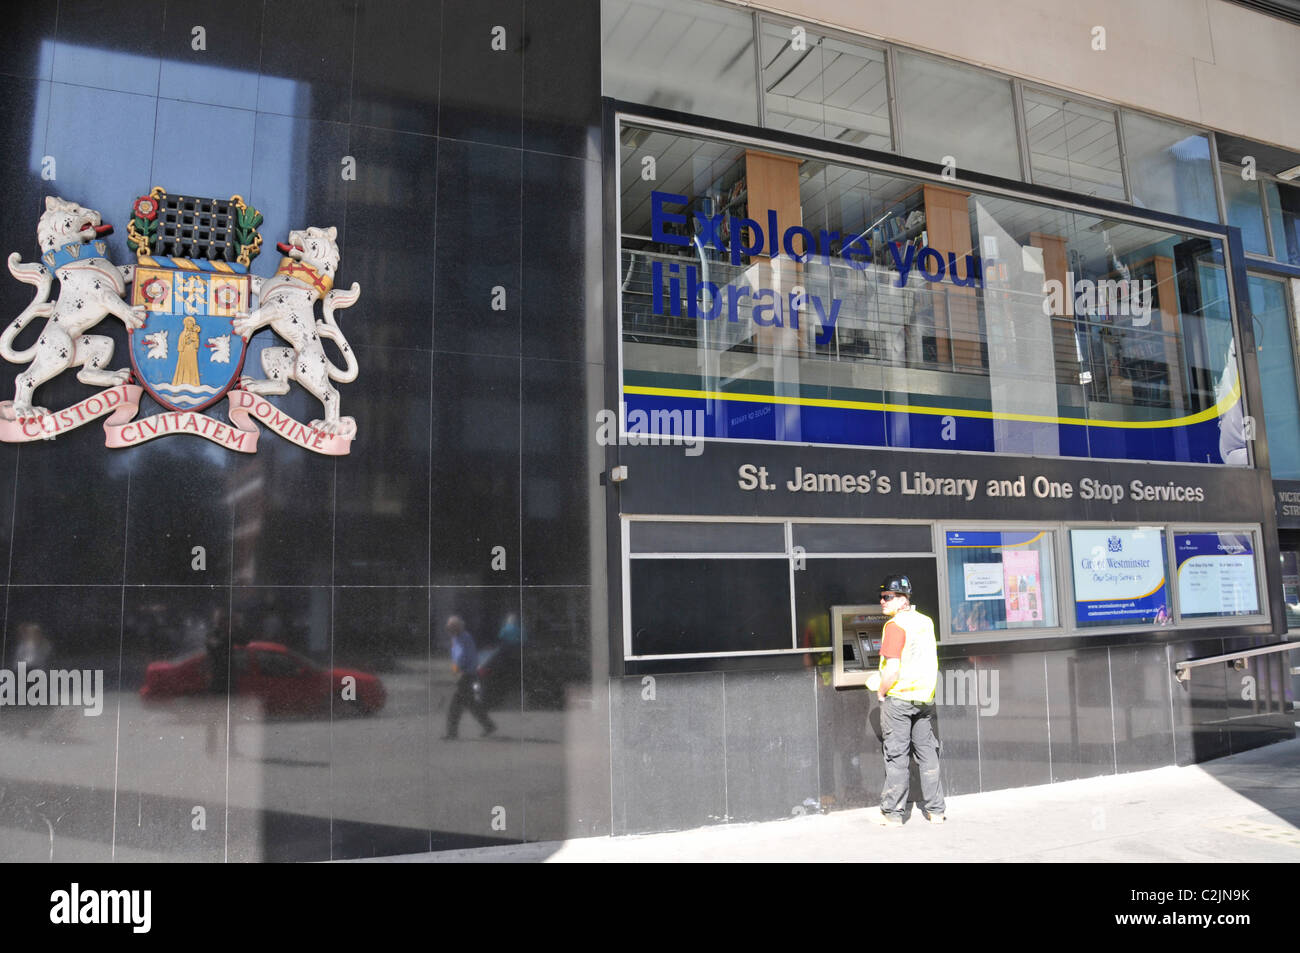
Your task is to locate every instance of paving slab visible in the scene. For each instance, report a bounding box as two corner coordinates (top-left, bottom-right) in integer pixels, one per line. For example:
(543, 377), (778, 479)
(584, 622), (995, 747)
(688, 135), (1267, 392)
(365, 737), (1300, 863)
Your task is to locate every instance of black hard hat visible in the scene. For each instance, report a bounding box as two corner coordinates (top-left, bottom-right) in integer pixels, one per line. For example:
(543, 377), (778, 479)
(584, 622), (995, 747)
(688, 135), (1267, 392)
(880, 574), (912, 596)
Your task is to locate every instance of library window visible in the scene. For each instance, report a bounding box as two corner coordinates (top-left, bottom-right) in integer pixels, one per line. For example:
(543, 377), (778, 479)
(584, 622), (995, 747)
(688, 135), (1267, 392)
(619, 119), (1246, 466)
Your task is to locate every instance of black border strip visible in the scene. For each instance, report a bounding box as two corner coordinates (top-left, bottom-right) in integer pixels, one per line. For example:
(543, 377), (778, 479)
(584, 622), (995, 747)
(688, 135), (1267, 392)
(602, 101), (628, 678)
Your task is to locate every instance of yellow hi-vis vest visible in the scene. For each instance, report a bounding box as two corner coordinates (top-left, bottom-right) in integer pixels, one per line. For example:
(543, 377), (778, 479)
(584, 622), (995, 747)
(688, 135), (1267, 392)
(879, 607), (938, 703)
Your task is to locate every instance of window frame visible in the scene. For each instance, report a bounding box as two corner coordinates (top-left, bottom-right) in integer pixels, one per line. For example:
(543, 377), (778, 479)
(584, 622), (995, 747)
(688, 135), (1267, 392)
(1118, 109), (1220, 225)
(1064, 524), (1174, 633)
(936, 522), (1066, 642)
(613, 108), (1254, 469)
(889, 44), (1025, 182)
(621, 514), (935, 661)
(1245, 270), (1300, 479)
(1016, 81), (1127, 203)
(621, 516), (1273, 661)
(1168, 524), (1270, 627)
(754, 11), (896, 153)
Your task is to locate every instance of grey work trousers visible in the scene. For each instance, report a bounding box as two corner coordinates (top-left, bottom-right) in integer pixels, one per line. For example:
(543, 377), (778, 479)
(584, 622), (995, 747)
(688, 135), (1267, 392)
(879, 696), (946, 819)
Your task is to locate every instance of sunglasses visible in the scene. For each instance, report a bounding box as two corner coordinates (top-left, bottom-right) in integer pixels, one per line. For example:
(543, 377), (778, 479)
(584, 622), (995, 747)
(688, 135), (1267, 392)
(880, 592), (904, 601)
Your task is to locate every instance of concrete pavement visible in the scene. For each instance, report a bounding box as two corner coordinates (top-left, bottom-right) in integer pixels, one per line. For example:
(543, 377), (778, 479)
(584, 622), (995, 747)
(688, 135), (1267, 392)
(377, 736), (1300, 862)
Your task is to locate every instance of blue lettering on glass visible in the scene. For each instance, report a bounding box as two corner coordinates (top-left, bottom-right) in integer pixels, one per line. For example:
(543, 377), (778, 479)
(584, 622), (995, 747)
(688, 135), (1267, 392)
(651, 259), (843, 344)
(651, 190), (691, 246)
(650, 190), (986, 279)
(648, 190), (987, 345)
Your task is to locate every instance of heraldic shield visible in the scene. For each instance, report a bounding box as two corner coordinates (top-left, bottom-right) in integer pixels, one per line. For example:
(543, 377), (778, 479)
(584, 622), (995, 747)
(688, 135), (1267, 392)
(127, 188), (261, 412)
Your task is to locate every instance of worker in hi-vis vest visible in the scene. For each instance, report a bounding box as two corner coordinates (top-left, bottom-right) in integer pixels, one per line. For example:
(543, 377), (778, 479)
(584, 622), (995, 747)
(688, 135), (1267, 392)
(870, 574), (946, 827)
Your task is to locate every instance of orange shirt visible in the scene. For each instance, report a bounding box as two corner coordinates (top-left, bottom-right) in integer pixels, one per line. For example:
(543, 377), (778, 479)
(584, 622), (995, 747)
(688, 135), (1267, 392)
(880, 619), (906, 659)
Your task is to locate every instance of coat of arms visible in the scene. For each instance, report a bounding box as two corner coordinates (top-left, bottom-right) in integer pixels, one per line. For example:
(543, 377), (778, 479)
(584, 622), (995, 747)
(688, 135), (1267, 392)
(0, 189), (361, 454)
(126, 188), (255, 412)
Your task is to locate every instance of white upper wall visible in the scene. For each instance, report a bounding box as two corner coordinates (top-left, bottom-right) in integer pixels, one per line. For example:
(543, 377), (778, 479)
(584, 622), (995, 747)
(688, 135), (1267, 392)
(735, 0), (1300, 154)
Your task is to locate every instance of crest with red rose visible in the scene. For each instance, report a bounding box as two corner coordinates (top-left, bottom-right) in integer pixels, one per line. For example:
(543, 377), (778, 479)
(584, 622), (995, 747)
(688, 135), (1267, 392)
(129, 194), (160, 252)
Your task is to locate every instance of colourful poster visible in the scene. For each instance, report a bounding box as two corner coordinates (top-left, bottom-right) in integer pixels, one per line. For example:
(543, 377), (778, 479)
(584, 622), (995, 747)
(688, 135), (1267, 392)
(1003, 549), (1043, 622)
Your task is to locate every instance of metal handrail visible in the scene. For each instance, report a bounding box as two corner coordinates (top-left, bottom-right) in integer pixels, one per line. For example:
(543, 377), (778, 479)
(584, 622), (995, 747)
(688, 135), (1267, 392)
(1173, 640), (1300, 682)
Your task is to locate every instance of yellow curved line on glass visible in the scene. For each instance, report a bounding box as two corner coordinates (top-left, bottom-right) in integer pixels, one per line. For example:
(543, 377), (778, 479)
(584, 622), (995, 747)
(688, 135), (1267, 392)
(623, 380), (1242, 431)
(1137, 578), (1167, 600)
(946, 531), (1047, 549)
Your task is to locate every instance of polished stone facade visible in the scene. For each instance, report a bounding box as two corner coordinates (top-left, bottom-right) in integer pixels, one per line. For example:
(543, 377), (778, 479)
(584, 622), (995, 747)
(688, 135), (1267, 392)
(0, 0), (604, 861)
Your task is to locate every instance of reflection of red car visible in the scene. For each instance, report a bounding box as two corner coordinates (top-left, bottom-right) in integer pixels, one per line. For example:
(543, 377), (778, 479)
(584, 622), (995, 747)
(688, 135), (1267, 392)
(140, 641), (385, 716)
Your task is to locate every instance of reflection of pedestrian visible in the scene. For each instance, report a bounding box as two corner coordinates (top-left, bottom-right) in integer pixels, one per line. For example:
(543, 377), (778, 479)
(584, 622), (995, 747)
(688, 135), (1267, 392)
(13, 622), (52, 670)
(9, 623), (54, 737)
(444, 616), (495, 740)
(206, 627), (229, 695)
(497, 612), (521, 645)
(205, 606), (232, 756)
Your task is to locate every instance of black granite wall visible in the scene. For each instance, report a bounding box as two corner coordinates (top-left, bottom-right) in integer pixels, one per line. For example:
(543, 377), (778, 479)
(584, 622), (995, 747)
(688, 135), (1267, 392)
(0, 0), (606, 861)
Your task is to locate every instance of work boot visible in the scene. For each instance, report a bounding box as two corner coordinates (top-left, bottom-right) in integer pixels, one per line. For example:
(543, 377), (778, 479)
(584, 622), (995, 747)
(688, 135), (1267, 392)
(868, 809), (903, 828)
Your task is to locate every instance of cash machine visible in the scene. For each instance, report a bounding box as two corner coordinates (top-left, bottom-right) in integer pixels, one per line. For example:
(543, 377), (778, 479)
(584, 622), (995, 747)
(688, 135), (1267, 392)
(830, 604), (887, 690)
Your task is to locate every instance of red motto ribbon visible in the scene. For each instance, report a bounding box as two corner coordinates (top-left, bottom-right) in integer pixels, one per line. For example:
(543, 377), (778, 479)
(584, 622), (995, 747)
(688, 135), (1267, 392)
(0, 385), (353, 456)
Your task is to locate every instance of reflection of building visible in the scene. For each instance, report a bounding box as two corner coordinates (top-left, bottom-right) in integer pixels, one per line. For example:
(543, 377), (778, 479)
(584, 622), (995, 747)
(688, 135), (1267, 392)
(0, 0), (1297, 863)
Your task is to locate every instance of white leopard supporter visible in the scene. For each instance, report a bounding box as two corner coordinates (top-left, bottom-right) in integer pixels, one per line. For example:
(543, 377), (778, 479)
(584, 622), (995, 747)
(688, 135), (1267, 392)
(232, 226), (360, 438)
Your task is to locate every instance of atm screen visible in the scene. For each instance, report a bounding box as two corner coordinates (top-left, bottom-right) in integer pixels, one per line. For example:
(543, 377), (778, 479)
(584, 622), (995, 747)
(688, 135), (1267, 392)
(844, 642), (857, 662)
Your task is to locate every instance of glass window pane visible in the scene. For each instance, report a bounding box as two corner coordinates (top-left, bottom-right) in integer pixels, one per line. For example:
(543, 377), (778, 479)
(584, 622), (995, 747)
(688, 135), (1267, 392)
(1069, 528), (1170, 628)
(760, 20), (891, 151)
(1023, 90), (1124, 200)
(602, 0), (758, 125)
(1121, 112), (1218, 222)
(792, 523), (932, 553)
(630, 558), (791, 654)
(1248, 274), (1300, 478)
(944, 530), (1057, 632)
(1265, 180), (1300, 266)
(1174, 532), (1260, 618)
(630, 521), (785, 553)
(895, 52), (1021, 180)
(1220, 169), (1269, 256)
(620, 123), (1245, 466)
(1281, 550), (1300, 612)
(794, 557), (938, 649)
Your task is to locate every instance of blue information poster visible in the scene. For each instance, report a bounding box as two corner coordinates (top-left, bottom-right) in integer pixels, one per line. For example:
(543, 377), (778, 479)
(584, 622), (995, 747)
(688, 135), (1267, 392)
(1174, 533), (1259, 617)
(1071, 529), (1168, 626)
